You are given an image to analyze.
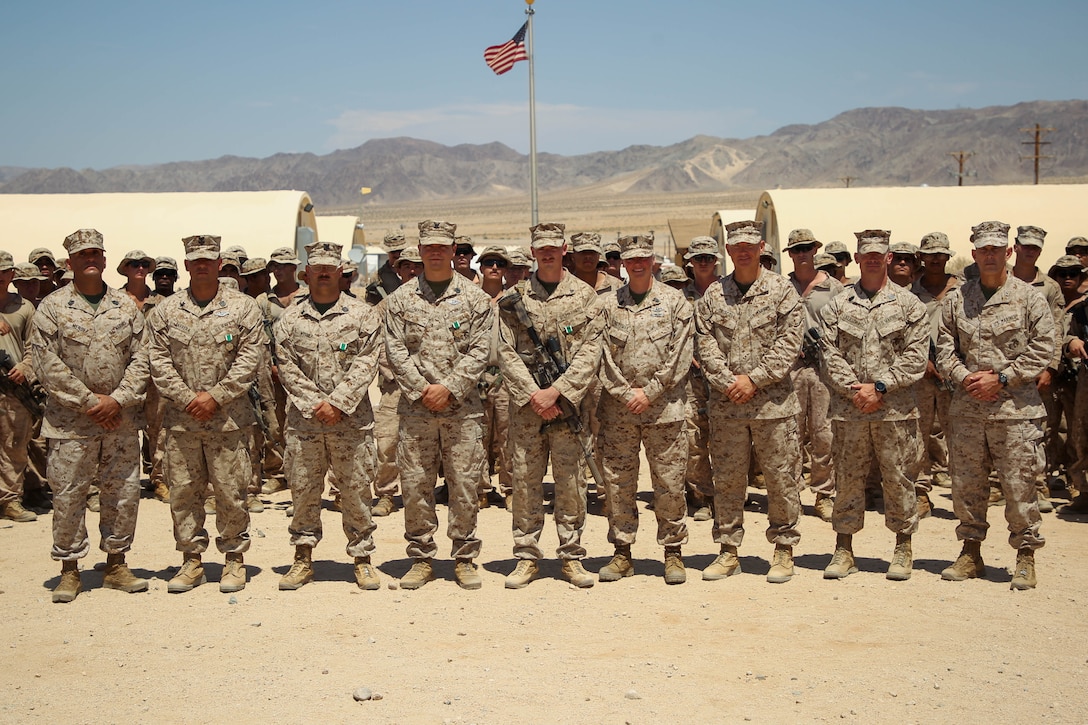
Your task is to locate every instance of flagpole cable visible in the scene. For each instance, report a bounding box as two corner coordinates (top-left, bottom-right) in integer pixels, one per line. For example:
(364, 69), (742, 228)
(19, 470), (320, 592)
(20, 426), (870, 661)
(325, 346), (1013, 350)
(526, 1), (538, 226)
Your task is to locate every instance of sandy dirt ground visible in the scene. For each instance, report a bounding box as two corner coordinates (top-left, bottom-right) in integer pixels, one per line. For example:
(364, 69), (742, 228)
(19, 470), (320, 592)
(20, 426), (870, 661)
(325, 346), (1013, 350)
(1, 449), (1087, 724)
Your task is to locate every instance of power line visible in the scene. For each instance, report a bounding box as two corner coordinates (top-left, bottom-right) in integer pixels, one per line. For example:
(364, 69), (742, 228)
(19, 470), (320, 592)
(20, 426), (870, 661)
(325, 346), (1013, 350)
(1020, 123), (1055, 185)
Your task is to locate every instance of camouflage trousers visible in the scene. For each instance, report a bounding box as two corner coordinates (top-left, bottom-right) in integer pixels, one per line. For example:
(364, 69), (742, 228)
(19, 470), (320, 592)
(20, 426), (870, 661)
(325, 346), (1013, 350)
(144, 382), (166, 489)
(398, 413), (484, 561)
(372, 387), (401, 499)
(950, 417), (1045, 550)
(1069, 368), (1088, 493)
(255, 363), (285, 490)
(285, 428), (377, 558)
(915, 376), (952, 493)
(509, 402), (588, 561)
(1045, 375), (1077, 478)
(791, 366), (835, 497)
(582, 379), (605, 487)
(481, 384), (512, 497)
(0, 395), (31, 505)
(830, 419), (920, 537)
(708, 415), (802, 548)
(685, 375), (713, 498)
(164, 427), (253, 555)
(600, 413), (688, 548)
(48, 431), (141, 561)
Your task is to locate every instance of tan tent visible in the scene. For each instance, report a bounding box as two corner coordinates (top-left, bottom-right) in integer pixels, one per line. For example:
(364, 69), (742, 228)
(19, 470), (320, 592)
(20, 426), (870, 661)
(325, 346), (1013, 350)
(0, 191), (317, 287)
(754, 185), (1088, 272)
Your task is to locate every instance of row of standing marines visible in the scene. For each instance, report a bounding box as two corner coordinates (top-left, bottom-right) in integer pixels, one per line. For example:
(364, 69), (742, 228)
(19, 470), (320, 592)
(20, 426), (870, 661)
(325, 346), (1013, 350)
(4, 214), (1085, 602)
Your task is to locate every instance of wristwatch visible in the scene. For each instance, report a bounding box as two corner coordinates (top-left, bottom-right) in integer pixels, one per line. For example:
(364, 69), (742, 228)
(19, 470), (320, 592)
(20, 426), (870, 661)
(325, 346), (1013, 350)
(997, 372), (1008, 387)
(874, 381), (887, 395)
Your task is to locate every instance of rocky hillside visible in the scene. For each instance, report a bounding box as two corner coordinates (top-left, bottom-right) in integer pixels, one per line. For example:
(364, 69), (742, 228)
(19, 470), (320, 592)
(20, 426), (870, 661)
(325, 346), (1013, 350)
(3, 100), (1085, 207)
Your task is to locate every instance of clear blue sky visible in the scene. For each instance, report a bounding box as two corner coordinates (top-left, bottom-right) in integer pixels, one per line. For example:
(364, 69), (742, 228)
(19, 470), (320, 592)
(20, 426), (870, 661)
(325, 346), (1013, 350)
(2, 0), (1085, 170)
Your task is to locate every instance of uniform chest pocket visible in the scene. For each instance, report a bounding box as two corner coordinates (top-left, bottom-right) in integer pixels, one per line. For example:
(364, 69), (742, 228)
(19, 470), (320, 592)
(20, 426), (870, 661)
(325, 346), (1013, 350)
(60, 322), (93, 347)
(211, 322), (241, 352)
(401, 310), (429, 346)
(107, 321), (134, 351)
(836, 315), (867, 341)
(748, 307), (776, 331)
(875, 315), (906, 338)
(608, 324), (629, 354)
(991, 314), (1027, 354)
(330, 329), (361, 357)
(711, 311), (737, 335)
(166, 324), (194, 348)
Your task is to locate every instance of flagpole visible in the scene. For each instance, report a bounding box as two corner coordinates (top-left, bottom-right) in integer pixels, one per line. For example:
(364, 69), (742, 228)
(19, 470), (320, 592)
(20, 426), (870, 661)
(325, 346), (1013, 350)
(526, 0), (538, 225)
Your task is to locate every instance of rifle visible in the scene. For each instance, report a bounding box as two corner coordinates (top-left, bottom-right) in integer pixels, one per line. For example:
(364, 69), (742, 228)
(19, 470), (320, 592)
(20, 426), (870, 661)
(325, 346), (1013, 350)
(1070, 301), (1088, 373)
(801, 327), (823, 368)
(0, 350), (45, 418)
(247, 384), (284, 459)
(498, 290), (605, 489)
(928, 339), (956, 392)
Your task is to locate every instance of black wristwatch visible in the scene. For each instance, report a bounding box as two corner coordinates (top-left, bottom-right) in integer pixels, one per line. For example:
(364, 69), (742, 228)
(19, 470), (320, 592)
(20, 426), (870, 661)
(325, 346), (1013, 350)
(998, 372), (1008, 387)
(874, 380), (887, 395)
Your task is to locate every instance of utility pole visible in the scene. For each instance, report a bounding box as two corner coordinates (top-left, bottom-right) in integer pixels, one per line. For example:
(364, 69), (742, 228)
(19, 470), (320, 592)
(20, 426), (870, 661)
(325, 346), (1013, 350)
(949, 151), (973, 186)
(1020, 123), (1054, 185)
(841, 176), (855, 188)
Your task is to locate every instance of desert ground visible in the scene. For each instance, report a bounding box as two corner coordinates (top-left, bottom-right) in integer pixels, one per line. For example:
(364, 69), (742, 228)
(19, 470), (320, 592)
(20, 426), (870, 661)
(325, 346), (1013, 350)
(1, 440), (1086, 724)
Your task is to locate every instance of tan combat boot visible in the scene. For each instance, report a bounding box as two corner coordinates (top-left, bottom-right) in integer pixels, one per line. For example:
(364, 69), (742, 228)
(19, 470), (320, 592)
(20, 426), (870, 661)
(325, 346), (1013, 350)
(220, 552), (247, 593)
(1036, 491), (1053, 514)
(767, 544), (794, 583)
(477, 492), (490, 510)
(52, 560), (82, 603)
(824, 533), (858, 579)
(279, 546), (314, 590)
(2, 500), (37, 522)
(168, 553), (206, 593)
(454, 559), (482, 590)
(941, 540), (985, 581)
(814, 494), (834, 523)
(399, 559), (434, 590)
(664, 547), (686, 585)
(354, 556), (381, 590)
(916, 492), (933, 519)
(1010, 549), (1037, 590)
(504, 559), (539, 589)
(561, 559), (595, 588)
(371, 495), (397, 517)
(102, 553), (149, 593)
(702, 545), (741, 581)
(152, 480), (170, 503)
(261, 478), (288, 495)
(598, 546), (634, 582)
(246, 494), (264, 514)
(86, 491), (100, 513)
(886, 533), (913, 581)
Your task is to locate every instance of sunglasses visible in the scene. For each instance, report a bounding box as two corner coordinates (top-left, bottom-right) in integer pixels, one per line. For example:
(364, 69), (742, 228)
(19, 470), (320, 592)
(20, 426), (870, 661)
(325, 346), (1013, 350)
(127, 260), (152, 269)
(153, 270), (176, 278)
(606, 253), (621, 261)
(454, 248), (475, 256)
(480, 259), (508, 268)
(1054, 269), (1082, 279)
(788, 243), (816, 254)
(691, 255), (718, 264)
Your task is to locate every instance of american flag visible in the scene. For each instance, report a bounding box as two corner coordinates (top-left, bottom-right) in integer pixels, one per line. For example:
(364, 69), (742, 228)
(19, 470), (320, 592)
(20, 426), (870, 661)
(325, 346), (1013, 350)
(484, 22), (528, 76)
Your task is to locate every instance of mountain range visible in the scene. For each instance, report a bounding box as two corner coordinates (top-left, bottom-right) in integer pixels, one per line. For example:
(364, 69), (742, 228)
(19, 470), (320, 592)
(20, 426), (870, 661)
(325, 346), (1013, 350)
(3, 100), (1085, 208)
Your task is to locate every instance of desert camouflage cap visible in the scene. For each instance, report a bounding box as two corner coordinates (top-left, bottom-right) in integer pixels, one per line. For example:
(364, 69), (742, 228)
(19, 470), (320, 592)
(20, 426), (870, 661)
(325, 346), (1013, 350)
(570, 232), (602, 254)
(725, 221), (762, 245)
(29, 247), (56, 265)
(760, 249), (778, 267)
(454, 235), (475, 253)
(684, 236), (721, 260)
(182, 234), (222, 261)
(240, 257), (267, 275)
(383, 231), (410, 253)
(507, 247), (532, 267)
(396, 247), (423, 266)
(223, 244), (249, 260)
(267, 246), (301, 266)
(0, 251), (15, 272)
(305, 241), (342, 267)
(13, 262), (46, 281)
(419, 220), (457, 246)
(785, 228), (821, 251)
(855, 229), (891, 255)
(1015, 225), (1047, 248)
(1052, 254), (1085, 271)
(602, 240), (621, 257)
(64, 229), (105, 255)
(116, 249), (155, 275)
(618, 234), (655, 259)
(154, 256), (178, 272)
(970, 220), (1010, 249)
(478, 245), (510, 263)
(825, 241), (850, 256)
(1067, 236), (1088, 250)
(919, 232), (952, 255)
(814, 252), (838, 270)
(889, 241), (919, 257)
(660, 265), (689, 285)
(220, 254), (243, 271)
(530, 222), (566, 249)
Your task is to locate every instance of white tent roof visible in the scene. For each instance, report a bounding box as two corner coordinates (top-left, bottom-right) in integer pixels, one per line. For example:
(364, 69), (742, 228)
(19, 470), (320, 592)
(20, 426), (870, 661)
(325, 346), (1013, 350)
(0, 191), (316, 286)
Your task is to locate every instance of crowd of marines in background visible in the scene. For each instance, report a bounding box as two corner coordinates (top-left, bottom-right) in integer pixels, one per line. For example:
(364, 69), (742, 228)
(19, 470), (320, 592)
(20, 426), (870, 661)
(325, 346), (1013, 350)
(2, 213), (1086, 603)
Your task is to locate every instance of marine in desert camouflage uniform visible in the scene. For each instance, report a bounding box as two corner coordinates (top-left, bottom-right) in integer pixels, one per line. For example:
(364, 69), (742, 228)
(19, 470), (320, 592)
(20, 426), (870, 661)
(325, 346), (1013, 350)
(148, 234), (264, 594)
(274, 242), (383, 591)
(497, 222), (605, 590)
(596, 234), (693, 584)
(694, 221), (805, 584)
(936, 221), (1056, 590)
(384, 221), (493, 591)
(818, 229), (928, 582)
(0, 252), (38, 525)
(31, 231), (149, 603)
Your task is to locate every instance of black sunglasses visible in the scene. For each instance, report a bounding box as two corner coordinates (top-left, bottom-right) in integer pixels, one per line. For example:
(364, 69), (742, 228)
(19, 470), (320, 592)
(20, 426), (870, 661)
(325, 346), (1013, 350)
(454, 247), (475, 256)
(1054, 269), (1082, 279)
(127, 260), (152, 269)
(788, 243), (816, 254)
(691, 255), (717, 264)
(480, 259), (508, 268)
(152, 270), (177, 278)
(606, 252), (621, 261)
